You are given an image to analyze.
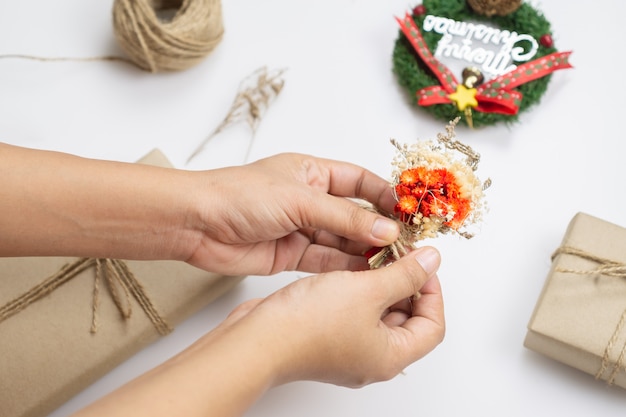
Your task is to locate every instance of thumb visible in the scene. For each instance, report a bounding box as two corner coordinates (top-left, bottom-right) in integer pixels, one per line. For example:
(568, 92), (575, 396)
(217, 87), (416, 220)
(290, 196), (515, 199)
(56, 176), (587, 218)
(370, 246), (441, 306)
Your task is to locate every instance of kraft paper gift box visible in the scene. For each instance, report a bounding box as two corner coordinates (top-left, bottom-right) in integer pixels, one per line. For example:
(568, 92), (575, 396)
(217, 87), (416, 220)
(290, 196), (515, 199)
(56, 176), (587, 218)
(0, 149), (245, 417)
(524, 212), (626, 388)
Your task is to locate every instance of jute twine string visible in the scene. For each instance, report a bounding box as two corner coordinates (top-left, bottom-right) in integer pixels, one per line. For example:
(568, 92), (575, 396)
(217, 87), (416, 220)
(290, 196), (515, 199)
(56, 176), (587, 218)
(0, 0), (223, 73)
(112, 0), (224, 72)
(552, 246), (626, 385)
(0, 258), (172, 336)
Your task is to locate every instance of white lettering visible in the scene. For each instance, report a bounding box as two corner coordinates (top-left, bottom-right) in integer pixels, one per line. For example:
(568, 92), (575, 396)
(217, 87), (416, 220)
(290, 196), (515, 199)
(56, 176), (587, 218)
(422, 14), (539, 78)
(509, 33), (538, 61)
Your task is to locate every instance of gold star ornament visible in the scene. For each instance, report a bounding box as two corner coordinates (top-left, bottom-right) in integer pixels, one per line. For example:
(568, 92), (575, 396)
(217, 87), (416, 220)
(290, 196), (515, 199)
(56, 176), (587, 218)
(448, 84), (478, 111)
(448, 84), (478, 128)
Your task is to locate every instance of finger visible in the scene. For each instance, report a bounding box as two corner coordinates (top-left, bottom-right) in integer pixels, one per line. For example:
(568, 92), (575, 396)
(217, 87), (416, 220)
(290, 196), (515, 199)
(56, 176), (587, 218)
(368, 247), (441, 307)
(272, 232), (370, 273)
(295, 244), (370, 273)
(411, 275), (445, 328)
(381, 297), (413, 326)
(382, 311), (411, 327)
(381, 297), (413, 318)
(317, 158), (398, 213)
(300, 227), (372, 256)
(399, 276), (446, 359)
(301, 192), (400, 248)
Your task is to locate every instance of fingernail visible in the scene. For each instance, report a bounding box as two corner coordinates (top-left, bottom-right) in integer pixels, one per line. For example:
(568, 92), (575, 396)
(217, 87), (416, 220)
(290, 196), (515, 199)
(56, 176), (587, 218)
(371, 218), (399, 243)
(414, 247), (441, 277)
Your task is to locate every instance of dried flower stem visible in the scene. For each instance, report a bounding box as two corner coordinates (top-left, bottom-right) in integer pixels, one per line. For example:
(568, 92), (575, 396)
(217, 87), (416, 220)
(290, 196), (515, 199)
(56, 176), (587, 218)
(186, 66), (287, 164)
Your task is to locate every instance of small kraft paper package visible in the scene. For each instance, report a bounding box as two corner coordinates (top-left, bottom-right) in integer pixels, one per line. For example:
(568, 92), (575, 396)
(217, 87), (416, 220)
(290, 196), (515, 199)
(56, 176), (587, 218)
(0, 149), (245, 417)
(525, 212), (626, 388)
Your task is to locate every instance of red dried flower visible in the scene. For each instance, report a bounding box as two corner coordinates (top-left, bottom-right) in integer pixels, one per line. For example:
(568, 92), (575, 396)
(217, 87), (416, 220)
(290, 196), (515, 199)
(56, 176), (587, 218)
(394, 166), (472, 230)
(365, 119), (489, 269)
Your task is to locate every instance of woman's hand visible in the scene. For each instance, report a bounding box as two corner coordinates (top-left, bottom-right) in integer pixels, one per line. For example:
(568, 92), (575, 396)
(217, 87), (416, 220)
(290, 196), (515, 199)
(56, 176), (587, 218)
(72, 247), (444, 417)
(213, 246), (445, 387)
(185, 153), (400, 275)
(0, 144), (399, 277)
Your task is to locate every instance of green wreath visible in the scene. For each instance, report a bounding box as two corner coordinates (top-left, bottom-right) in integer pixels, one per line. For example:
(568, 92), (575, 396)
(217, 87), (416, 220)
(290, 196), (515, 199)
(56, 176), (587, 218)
(392, 0), (558, 128)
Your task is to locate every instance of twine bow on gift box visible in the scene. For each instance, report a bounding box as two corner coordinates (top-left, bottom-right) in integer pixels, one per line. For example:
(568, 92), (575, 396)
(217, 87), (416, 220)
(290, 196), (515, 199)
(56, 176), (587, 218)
(396, 13), (572, 126)
(0, 258), (172, 336)
(552, 246), (626, 386)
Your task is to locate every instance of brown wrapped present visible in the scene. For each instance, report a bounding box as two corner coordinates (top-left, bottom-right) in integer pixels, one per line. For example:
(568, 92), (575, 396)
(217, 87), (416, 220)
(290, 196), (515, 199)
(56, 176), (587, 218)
(524, 212), (626, 388)
(0, 149), (245, 417)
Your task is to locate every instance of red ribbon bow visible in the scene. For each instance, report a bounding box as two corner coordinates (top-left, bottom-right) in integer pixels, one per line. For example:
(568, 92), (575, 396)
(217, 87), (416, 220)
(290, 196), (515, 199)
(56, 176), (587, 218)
(397, 13), (573, 115)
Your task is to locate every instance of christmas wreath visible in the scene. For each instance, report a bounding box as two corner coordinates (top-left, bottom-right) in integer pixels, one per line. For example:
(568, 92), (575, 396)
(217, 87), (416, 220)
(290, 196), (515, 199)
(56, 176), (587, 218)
(392, 0), (572, 128)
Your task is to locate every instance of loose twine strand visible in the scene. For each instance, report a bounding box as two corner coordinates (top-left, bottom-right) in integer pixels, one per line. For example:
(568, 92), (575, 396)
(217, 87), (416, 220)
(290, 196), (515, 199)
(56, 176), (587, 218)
(0, 0), (224, 73)
(552, 246), (626, 385)
(0, 258), (172, 336)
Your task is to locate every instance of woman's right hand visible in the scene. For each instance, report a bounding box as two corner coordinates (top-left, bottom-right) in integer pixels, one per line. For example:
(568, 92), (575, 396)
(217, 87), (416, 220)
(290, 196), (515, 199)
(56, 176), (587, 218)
(72, 247), (444, 417)
(213, 246), (445, 388)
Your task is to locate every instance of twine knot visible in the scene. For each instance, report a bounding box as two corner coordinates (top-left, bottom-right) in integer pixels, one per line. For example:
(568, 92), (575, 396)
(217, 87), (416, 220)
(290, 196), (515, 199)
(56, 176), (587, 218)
(552, 245), (626, 385)
(552, 246), (626, 279)
(0, 258), (172, 336)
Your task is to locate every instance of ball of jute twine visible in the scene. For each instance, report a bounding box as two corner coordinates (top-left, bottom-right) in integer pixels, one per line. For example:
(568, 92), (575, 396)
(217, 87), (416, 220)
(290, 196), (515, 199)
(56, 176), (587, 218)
(112, 0), (224, 73)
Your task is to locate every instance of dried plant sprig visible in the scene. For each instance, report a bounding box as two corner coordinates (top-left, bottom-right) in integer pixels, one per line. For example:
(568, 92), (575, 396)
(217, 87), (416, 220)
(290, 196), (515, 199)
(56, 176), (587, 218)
(367, 118), (490, 269)
(186, 66), (287, 164)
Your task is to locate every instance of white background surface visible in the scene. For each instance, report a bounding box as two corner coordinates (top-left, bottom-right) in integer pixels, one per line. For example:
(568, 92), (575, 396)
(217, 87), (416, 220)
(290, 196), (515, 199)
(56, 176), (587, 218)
(1, 1), (626, 416)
